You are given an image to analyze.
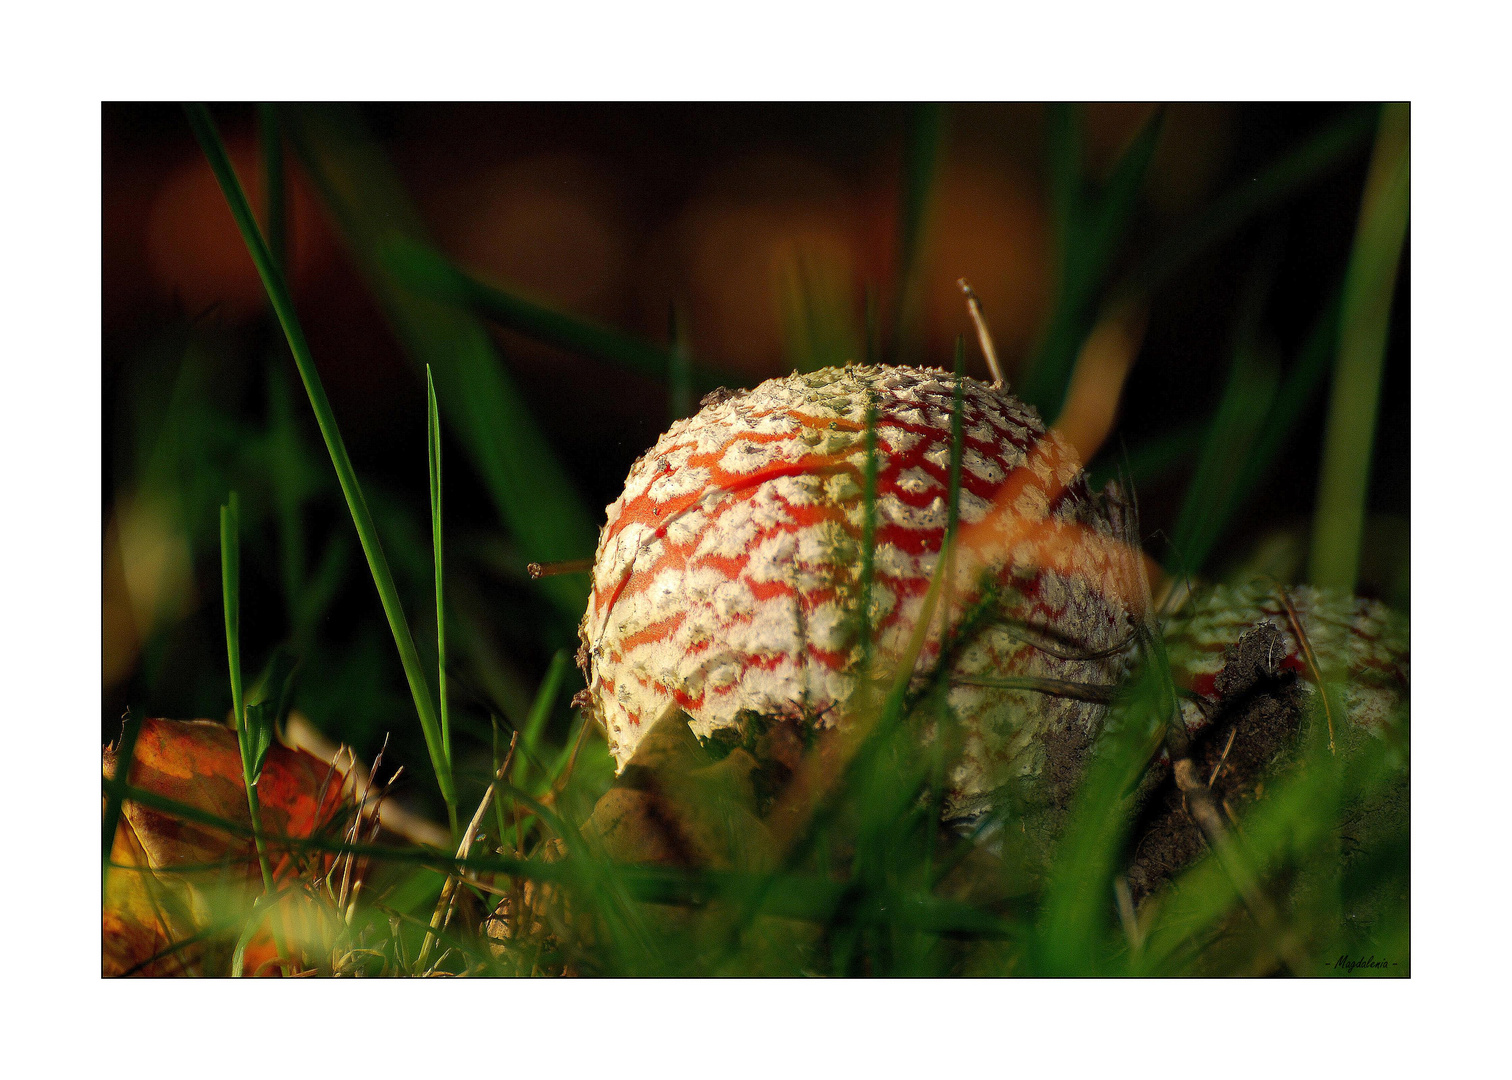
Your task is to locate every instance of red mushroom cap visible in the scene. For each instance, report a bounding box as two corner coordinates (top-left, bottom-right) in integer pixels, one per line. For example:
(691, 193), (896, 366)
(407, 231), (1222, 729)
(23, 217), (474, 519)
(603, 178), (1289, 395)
(580, 364), (1143, 818)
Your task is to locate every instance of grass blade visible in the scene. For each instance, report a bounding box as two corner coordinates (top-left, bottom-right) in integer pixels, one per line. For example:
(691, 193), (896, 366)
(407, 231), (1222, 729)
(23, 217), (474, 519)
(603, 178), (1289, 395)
(185, 104), (459, 836)
(1309, 104), (1410, 590)
(778, 251), (861, 373)
(427, 365), (451, 771)
(1118, 105), (1376, 303)
(101, 709), (144, 898)
(1087, 423), (1205, 491)
(281, 104), (598, 627)
(1023, 103), (1085, 414)
(1168, 354), (1277, 577)
(892, 103), (946, 364)
(668, 304), (693, 421)
(221, 493), (286, 972)
(1034, 654), (1169, 974)
(857, 395), (880, 674)
(513, 648), (572, 789)
(383, 234), (716, 386)
(943, 335), (966, 626)
(1218, 286), (1343, 542)
(1085, 107), (1166, 289)
(1046, 103), (1085, 264)
(220, 492), (245, 739)
(1166, 234), (1284, 577)
(222, 494), (275, 893)
(1024, 106), (1163, 419)
(257, 103), (287, 275)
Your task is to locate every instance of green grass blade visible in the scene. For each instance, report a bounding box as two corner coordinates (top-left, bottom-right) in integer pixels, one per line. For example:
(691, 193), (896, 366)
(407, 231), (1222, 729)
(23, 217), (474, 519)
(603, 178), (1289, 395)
(1087, 423), (1205, 491)
(185, 104), (458, 835)
(1033, 655), (1169, 975)
(228, 897), (263, 978)
(1046, 103), (1085, 265)
(491, 719), (514, 854)
(892, 103), (946, 364)
(542, 712), (590, 791)
(1085, 107), (1165, 288)
(1309, 104), (1410, 591)
(1129, 279), (1340, 576)
(247, 645), (299, 732)
(1022, 103), (1086, 414)
(281, 104), (598, 627)
(265, 366), (309, 631)
(220, 492), (245, 736)
(858, 396), (880, 673)
(668, 304), (693, 421)
(1118, 105), (1376, 303)
(779, 251), (861, 373)
(1166, 237), (1283, 576)
(427, 365), (451, 771)
(242, 703), (277, 791)
(1217, 286), (1343, 543)
(1168, 344), (1277, 576)
(943, 336), (966, 625)
(102, 709), (145, 898)
(257, 104), (287, 274)
(221, 492), (277, 902)
(514, 649), (572, 788)
(383, 233), (721, 387)
(1025, 106), (1163, 419)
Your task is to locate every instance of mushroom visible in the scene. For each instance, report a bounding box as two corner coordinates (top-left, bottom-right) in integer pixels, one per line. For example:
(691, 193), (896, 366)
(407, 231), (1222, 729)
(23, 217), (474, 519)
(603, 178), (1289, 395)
(577, 363), (1145, 824)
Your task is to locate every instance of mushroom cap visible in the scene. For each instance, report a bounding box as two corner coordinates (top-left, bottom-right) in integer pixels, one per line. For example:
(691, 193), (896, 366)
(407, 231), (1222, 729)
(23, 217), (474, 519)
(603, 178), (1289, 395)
(579, 364), (1143, 819)
(1164, 581), (1410, 740)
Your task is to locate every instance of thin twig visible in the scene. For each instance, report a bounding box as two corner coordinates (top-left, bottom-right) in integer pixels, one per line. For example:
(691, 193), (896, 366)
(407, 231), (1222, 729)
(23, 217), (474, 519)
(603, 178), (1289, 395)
(312, 746), (347, 828)
(527, 558), (594, 579)
(1208, 728), (1238, 788)
(417, 735), (518, 971)
(310, 745), (352, 890)
(339, 734), (387, 911)
(990, 613), (1141, 662)
(347, 767), (400, 925)
(1271, 582), (1336, 754)
(950, 674), (1120, 704)
(544, 716), (593, 803)
(958, 278), (1005, 387)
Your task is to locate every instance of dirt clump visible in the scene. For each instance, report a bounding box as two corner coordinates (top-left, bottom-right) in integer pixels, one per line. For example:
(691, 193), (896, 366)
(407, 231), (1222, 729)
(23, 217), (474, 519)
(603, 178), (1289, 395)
(1124, 623), (1305, 904)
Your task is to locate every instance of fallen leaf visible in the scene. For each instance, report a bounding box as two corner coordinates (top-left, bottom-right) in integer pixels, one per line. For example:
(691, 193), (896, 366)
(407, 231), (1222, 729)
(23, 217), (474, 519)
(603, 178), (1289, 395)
(103, 717), (349, 976)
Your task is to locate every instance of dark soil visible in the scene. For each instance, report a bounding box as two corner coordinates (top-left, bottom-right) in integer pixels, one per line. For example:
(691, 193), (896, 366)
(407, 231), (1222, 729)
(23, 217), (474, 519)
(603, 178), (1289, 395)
(1124, 622), (1307, 905)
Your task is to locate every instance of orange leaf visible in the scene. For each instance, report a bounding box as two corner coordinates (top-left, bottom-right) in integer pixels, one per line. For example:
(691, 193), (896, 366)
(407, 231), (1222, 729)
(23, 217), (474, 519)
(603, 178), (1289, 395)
(102, 717), (348, 976)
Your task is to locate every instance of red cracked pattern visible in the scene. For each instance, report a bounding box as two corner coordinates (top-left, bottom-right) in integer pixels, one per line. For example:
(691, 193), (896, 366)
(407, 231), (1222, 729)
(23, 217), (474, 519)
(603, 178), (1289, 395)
(580, 366), (1142, 806)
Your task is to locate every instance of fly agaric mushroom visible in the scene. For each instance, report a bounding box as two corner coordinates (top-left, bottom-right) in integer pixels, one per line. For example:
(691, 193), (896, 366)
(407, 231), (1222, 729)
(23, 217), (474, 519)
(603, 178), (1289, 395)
(1163, 581), (1410, 744)
(577, 364), (1145, 823)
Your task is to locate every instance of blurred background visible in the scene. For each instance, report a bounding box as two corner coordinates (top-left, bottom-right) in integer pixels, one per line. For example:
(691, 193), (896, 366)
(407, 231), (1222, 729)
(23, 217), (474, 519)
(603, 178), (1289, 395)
(102, 103), (1408, 820)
